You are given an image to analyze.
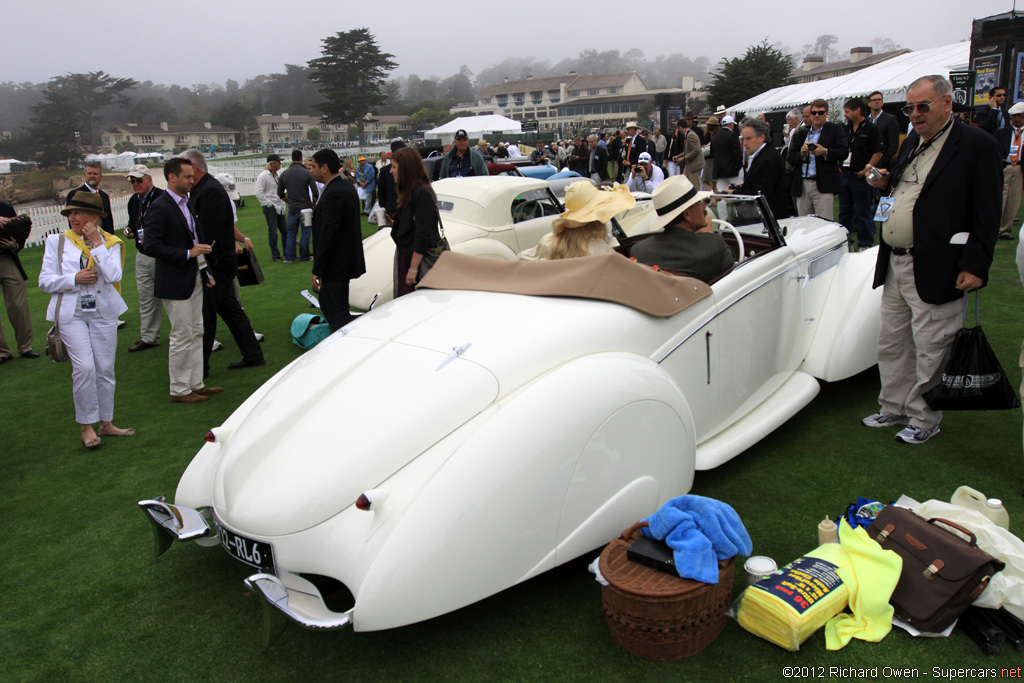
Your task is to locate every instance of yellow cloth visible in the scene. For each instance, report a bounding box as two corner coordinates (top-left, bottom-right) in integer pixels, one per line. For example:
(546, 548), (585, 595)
(824, 520), (902, 650)
(735, 520), (902, 651)
(735, 542), (849, 651)
(64, 228), (125, 294)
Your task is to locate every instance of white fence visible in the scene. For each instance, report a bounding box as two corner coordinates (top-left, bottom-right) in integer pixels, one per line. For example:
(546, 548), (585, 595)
(24, 195), (130, 247)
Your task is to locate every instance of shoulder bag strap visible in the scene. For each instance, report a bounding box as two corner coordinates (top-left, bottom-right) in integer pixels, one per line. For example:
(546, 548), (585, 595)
(54, 234), (66, 333)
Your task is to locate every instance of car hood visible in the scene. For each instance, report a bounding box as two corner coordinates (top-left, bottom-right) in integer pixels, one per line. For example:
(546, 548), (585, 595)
(213, 289), (670, 537)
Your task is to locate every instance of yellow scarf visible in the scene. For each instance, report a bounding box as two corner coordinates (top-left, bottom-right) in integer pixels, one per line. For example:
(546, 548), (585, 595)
(63, 228), (126, 294)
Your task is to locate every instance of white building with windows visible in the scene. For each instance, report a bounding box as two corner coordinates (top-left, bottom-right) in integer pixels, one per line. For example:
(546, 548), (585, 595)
(453, 72), (650, 131)
(101, 122), (239, 152)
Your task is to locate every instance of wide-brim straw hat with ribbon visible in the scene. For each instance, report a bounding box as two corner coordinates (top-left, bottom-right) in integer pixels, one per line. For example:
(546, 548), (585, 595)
(61, 191), (108, 219)
(649, 175), (712, 232)
(553, 181), (635, 233)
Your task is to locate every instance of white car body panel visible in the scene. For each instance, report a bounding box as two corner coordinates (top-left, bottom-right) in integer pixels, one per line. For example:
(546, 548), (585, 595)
(162, 195), (882, 635)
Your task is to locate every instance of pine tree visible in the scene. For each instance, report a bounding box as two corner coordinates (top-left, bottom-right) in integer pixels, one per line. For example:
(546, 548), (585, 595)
(707, 41), (793, 112)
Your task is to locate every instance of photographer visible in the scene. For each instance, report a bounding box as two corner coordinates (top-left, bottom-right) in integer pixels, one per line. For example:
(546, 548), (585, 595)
(625, 152), (665, 193)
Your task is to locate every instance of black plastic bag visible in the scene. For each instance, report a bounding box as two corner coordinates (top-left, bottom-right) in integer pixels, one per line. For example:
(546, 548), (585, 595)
(924, 293), (1020, 411)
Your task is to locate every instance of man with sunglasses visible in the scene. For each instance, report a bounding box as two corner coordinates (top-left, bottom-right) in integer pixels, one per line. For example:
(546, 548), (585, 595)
(123, 165), (164, 352)
(977, 87), (1010, 135)
(862, 75), (1001, 444)
(787, 99), (849, 220)
(867, 91), (899, 170)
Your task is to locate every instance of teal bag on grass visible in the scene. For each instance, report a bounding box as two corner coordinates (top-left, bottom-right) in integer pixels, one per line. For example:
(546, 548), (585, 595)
(291, 314), (331, 350)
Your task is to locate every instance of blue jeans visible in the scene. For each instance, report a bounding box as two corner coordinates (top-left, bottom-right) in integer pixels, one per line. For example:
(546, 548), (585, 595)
(285, 208), (311, 261)
(363, 189), (374, 214)
(838, 173), (876, 249)
(262, 206), (286, 259)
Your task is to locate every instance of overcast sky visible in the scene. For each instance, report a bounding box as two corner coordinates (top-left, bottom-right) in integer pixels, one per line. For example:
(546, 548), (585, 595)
(8, 0), (1012, 87)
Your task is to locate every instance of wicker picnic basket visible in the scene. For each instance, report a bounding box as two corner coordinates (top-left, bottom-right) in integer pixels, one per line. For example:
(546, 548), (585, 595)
(599, 521), (735, 660)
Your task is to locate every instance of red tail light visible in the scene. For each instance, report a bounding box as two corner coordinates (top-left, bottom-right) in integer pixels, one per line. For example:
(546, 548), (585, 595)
(204, 430), (216, 443)
(356, 494), (371, 511)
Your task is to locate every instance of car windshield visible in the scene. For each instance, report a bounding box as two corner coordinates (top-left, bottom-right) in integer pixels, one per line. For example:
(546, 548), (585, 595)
(510, 188), (562, 224)
(707, 194), (785, 247)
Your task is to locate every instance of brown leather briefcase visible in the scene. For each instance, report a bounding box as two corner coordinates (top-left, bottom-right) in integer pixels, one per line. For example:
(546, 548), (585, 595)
(867, 505), (1004, 633)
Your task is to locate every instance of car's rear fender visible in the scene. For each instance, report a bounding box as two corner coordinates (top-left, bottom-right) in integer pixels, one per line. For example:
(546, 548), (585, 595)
(800, 247), (883, 382)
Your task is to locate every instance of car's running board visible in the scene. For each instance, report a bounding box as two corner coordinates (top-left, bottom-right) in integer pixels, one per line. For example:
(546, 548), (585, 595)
(245, 573), (353, 646)
(694, 371), (820, 470)
(137, 498), (211, 557)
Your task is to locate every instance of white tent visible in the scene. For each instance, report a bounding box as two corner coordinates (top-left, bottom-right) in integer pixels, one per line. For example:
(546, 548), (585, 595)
(423, 115), (522, 144)
(0, 159), (34, 174)
(726, 43), (970, 117)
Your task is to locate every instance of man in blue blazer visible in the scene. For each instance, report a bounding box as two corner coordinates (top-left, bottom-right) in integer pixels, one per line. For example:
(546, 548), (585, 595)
(143, 158), (220, 403)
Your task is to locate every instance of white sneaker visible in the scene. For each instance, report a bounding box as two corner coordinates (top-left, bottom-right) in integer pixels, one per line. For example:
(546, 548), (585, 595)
(861, 412), (908, 428)
(895, 425), (940, 444)
(254, 332), (265, 342)
(212, 340), (223, 352)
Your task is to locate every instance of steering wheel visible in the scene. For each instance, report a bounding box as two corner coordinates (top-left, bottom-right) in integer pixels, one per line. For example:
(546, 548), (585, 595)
(512, 200), (543, 223)
(711, 219), (746, 262)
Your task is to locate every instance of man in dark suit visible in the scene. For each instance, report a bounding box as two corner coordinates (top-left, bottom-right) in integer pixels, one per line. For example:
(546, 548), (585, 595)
(143, 158), (221, 404)
(0, 201), (37, 364)
(994, 103), (1024, 240)
(787, 99), (849, 220)
(179, 150), (264, 376)
(867, 91), (900, 170)
(66, 161), (114, 233)
(607, 130), (622, 182)
(123, 165), (165, 352)
(862, 75), (1001, 444)
(976, 86), (1009, 135)
(710, 116), (743, 191)
(586, 134), (609, 181)
(729, 118), (791, 219)
(308, 149), (366, 332)
(622, 123), (646, 168)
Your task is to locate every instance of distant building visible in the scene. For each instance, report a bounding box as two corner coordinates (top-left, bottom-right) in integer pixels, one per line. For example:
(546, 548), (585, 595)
(453, 72), (662, 132)
(101, 122), (239, 152)
(792, 47), (910, 84)
(254, 113), (411, 147)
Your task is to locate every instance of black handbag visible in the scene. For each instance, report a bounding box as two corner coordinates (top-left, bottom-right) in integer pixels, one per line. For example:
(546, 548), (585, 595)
(236, 247), (265, 286)
(417, 206), (451, 279)
(923, 292), (1020, 411)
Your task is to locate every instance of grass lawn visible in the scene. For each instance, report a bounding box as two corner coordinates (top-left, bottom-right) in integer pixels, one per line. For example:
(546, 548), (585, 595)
(2, 198), (1023, 681)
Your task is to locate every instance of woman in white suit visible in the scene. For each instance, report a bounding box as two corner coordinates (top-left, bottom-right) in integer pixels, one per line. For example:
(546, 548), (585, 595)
(39, 192), (134, 448)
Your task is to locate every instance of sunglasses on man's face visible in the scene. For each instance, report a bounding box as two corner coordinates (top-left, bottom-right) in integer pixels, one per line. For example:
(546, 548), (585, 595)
(902, 100), (938, 116)
(128, 177), (145, 184)
(810, 110), (827, 116)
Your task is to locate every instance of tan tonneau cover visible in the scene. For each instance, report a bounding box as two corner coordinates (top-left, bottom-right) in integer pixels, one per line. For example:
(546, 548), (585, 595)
(417, 252), (711, 317)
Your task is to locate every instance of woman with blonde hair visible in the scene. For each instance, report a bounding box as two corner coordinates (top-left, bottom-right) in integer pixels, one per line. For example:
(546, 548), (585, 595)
(39, 192), (133, 448)
(519, 181), (634, 260)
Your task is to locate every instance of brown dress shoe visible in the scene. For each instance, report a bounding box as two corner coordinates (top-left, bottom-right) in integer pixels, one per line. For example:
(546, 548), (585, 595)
(128, 340), (159, 352)
(170, 392), (209, 404)
(194, 386), (223, 396)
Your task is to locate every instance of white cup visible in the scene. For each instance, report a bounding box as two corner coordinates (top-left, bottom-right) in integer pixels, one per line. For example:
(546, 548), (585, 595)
(301, 208), (313, 227)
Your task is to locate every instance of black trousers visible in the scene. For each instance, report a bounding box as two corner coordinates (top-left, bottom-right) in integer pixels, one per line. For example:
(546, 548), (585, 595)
(203, 265), (263, 372)
(319, 278), (354, 332)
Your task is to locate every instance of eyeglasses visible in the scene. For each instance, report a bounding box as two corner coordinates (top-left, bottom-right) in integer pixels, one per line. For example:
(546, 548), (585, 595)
(868, 98), (883, 103)
(810, 110), (827, 116)
(128, 177), (145, 184)
(902, 100), (937, 116)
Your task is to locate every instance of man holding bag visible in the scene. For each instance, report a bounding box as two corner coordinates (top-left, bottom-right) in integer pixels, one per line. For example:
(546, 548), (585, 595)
(862, 75), (1001, 444)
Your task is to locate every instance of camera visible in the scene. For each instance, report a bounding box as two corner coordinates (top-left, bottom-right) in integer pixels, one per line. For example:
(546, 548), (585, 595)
(807, 143), (818, 151)
(865, 166), (884, 183)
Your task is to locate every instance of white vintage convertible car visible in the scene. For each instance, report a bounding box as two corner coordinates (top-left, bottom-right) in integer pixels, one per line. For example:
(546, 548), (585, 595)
(139, 194), (881, 643)
(349, 175), (653, 309)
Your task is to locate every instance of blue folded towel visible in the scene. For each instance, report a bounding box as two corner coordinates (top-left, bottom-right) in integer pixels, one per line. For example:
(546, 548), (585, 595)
(642, 494), (753, 584)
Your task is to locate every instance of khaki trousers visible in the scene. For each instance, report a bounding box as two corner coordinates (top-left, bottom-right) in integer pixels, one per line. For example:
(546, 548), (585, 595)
(135, 252), (162, 345)
(0, 253), (33, 356)
(999, 164), (1022, 237)
(797, 179), (834, 221)
(877, 253), (962, 429)
(162, 272), (205, 397)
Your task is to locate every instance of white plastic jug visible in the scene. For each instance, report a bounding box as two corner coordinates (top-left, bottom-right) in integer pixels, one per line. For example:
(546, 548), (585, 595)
(950, 486), (1010, 530)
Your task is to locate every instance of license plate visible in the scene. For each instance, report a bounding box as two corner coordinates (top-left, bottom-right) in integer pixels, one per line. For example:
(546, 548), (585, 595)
(213, 516), (275, 572)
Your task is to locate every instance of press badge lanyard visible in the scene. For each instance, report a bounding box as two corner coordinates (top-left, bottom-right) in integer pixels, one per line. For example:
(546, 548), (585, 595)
(876, 116), (954, 222)
(79, 254), (97, 312)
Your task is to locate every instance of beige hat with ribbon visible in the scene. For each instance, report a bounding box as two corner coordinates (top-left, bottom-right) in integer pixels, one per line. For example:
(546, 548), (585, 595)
(553, 181), (635, 232)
